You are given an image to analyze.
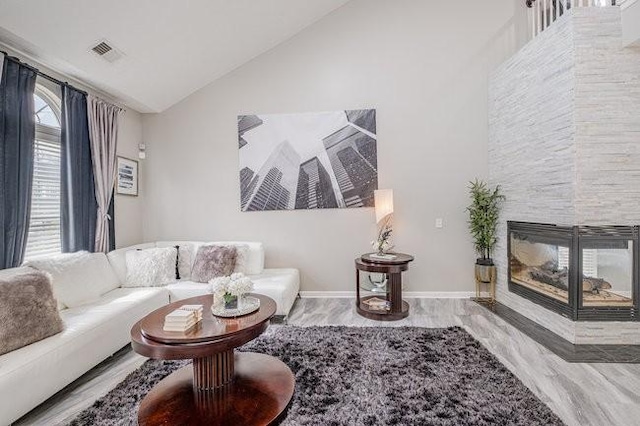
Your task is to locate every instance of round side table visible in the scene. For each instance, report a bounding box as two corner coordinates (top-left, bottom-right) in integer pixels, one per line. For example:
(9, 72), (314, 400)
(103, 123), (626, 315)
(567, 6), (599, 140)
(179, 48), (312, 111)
(355, 253), (414, 321)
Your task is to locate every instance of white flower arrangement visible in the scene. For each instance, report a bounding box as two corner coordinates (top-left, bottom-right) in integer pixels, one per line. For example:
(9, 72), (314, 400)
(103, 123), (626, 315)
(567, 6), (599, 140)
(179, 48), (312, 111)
(210, 273), (254, 305)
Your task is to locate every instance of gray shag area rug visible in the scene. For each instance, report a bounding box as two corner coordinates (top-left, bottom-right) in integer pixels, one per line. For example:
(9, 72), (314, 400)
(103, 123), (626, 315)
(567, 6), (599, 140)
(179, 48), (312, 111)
(68, 326), (564, 426)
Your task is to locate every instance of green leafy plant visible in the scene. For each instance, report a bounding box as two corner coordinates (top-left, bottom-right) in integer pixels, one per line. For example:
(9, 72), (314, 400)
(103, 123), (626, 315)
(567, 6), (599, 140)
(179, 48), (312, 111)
(466, 179), (504, 265)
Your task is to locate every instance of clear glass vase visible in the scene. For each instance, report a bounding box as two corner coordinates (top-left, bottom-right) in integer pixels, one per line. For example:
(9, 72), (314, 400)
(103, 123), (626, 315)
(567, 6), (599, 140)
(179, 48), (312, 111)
(224, 295), (238, 310)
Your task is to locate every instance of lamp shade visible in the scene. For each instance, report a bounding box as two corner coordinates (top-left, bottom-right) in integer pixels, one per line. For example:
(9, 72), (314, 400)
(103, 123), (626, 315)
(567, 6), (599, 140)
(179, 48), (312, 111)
(374, 189), (394, 224)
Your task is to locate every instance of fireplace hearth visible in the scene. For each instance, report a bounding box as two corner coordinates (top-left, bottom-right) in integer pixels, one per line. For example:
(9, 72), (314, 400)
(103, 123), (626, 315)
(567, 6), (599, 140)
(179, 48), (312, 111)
(508, 221), (639, 321)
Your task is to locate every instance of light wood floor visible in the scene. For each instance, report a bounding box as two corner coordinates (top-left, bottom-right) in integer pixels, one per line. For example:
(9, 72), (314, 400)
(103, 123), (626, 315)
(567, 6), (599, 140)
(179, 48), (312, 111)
(15, 298), (640, 426)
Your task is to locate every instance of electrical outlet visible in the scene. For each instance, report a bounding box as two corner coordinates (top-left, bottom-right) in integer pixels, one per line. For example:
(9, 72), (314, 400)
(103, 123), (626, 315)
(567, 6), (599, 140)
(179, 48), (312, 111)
(435, 218), (443, 228)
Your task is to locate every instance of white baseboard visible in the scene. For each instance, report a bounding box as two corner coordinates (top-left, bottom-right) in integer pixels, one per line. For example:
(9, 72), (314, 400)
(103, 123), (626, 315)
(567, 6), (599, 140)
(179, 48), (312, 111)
(299, 291), (476, 299)
(299, 291), (354, 298)
(404, 291), (476, 299)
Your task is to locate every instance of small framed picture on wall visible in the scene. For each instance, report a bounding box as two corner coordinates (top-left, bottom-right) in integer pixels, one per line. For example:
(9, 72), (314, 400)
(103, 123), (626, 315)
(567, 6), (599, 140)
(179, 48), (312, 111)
(116, 156), (138, 196)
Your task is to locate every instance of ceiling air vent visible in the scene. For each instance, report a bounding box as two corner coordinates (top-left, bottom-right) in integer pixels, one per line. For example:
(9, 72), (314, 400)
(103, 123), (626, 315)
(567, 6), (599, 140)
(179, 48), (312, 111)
(90, 40), (123, 63)
(92, 41), (112, 56)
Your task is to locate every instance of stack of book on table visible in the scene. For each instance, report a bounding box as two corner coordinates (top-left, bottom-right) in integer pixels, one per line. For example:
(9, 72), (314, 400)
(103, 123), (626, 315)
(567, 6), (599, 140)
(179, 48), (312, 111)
(180, 304), (204, 321)
(363, 297), (391, 311)
(163, 304), (204, 332)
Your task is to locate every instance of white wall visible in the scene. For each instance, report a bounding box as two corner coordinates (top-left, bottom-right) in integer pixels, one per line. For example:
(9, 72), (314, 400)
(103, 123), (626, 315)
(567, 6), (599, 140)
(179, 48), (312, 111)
(142, 0), (528, 292)
(114, 109), (144, 248)
(573, 8), (640, 225)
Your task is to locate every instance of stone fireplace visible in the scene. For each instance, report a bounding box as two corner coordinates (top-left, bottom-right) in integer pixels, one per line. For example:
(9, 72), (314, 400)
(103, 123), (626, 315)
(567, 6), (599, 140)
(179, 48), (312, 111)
(488, 7), (640, 344)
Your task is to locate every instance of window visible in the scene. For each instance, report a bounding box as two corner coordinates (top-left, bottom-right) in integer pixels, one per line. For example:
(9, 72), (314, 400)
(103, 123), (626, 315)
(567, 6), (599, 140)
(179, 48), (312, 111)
(23, 80), (62, 260)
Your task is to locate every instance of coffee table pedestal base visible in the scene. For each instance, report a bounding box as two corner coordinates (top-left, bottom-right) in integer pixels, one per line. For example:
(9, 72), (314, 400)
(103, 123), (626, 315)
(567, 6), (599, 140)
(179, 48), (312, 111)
(193, 349), (234, 389)
(138, 352), (295, 426)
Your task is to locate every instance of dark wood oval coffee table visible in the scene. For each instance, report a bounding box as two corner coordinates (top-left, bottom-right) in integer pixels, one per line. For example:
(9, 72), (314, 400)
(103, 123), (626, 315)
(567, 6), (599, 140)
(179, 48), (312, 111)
(131, 294), (294, 426)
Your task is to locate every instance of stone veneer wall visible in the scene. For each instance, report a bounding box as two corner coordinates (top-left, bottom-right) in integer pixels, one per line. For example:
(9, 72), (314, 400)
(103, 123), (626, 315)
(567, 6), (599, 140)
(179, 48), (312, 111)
(573, 9), (640, 225)
(489, 7), (640, 345)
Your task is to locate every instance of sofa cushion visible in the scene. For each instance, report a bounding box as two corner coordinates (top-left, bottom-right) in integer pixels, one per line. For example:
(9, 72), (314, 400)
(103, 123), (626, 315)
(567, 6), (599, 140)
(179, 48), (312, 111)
(0, 287), (168, 425)
(26, 252), (120, 309)
(124, 247), (177, 287)
(167, 268), (299, 316)
(249, 268), (300, 317)
(191, 245), (237, 283)
(222, 242), (264, 275)
(107, 243), (156, 284)
(0, 271), (64, 356)
(231, 244), (251, 274)
(165, 280), (212, 301)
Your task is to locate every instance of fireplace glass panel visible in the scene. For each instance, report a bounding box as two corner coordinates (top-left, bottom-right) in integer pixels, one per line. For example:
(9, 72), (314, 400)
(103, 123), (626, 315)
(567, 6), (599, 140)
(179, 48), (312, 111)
(510, 233), (571, 304)
(509, 222), (639, 321)
(580, 241), (634, 308)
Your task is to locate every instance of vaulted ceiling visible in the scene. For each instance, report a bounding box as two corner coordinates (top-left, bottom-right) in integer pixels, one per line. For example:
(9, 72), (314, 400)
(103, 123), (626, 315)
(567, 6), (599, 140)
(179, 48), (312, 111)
(0, 0), (351, 112)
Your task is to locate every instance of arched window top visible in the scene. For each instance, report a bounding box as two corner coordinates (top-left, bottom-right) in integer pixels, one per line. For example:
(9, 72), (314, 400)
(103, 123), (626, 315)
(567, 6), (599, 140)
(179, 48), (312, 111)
(34, 83), (61, 129)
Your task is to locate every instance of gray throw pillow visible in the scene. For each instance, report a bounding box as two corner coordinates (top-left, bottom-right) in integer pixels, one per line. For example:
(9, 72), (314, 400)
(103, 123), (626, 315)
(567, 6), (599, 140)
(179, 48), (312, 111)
(0, 271), (64, 356)
(191, 245), (237, 283)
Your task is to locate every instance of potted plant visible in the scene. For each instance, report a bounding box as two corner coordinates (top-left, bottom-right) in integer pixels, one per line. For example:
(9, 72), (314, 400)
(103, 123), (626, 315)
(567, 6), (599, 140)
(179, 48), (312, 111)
(466, 179), (504, 283)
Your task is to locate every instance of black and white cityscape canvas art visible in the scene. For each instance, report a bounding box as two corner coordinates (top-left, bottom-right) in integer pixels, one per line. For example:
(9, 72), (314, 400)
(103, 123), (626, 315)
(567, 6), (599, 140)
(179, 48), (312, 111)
(238, 109), (377, 211)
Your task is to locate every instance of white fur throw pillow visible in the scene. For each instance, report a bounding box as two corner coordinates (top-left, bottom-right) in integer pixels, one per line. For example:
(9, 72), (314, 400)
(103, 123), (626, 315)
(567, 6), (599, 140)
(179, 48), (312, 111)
(124, 247), (177, 287)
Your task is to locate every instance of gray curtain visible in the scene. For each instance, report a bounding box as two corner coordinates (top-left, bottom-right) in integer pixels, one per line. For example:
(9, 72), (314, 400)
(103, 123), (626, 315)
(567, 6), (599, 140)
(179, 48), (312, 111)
(61, 86), (97, 252)
(0, 55), (37, 268)
(87, 95), (120, 253)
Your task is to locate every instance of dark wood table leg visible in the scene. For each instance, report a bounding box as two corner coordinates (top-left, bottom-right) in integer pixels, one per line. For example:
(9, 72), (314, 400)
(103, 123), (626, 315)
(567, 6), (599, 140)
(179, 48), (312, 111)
(356, 269), (361, 308)
(389, 272), (403, 314)
(193, 350), (234, 390)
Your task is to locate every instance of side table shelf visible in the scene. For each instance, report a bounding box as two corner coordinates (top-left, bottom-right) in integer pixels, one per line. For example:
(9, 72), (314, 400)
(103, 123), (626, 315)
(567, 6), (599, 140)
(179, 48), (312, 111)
(355, 253), (414, 321)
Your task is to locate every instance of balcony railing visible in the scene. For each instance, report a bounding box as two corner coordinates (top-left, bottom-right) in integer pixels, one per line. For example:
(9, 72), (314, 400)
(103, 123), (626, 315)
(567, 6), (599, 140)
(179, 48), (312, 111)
(527, 0), (624, 39)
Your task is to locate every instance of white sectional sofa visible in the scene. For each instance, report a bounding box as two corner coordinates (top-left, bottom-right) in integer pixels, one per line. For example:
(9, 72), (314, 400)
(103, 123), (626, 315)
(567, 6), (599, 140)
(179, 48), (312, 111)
(113, 241), (300, 317)
(0, 241), (299, 426)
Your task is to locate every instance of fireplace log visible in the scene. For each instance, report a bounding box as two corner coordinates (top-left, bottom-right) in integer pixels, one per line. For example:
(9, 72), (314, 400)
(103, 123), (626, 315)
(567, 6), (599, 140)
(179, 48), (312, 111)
(529, 266), (568, 291)
(527, 266), (612, 294)
(582, 277), (612, 294)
